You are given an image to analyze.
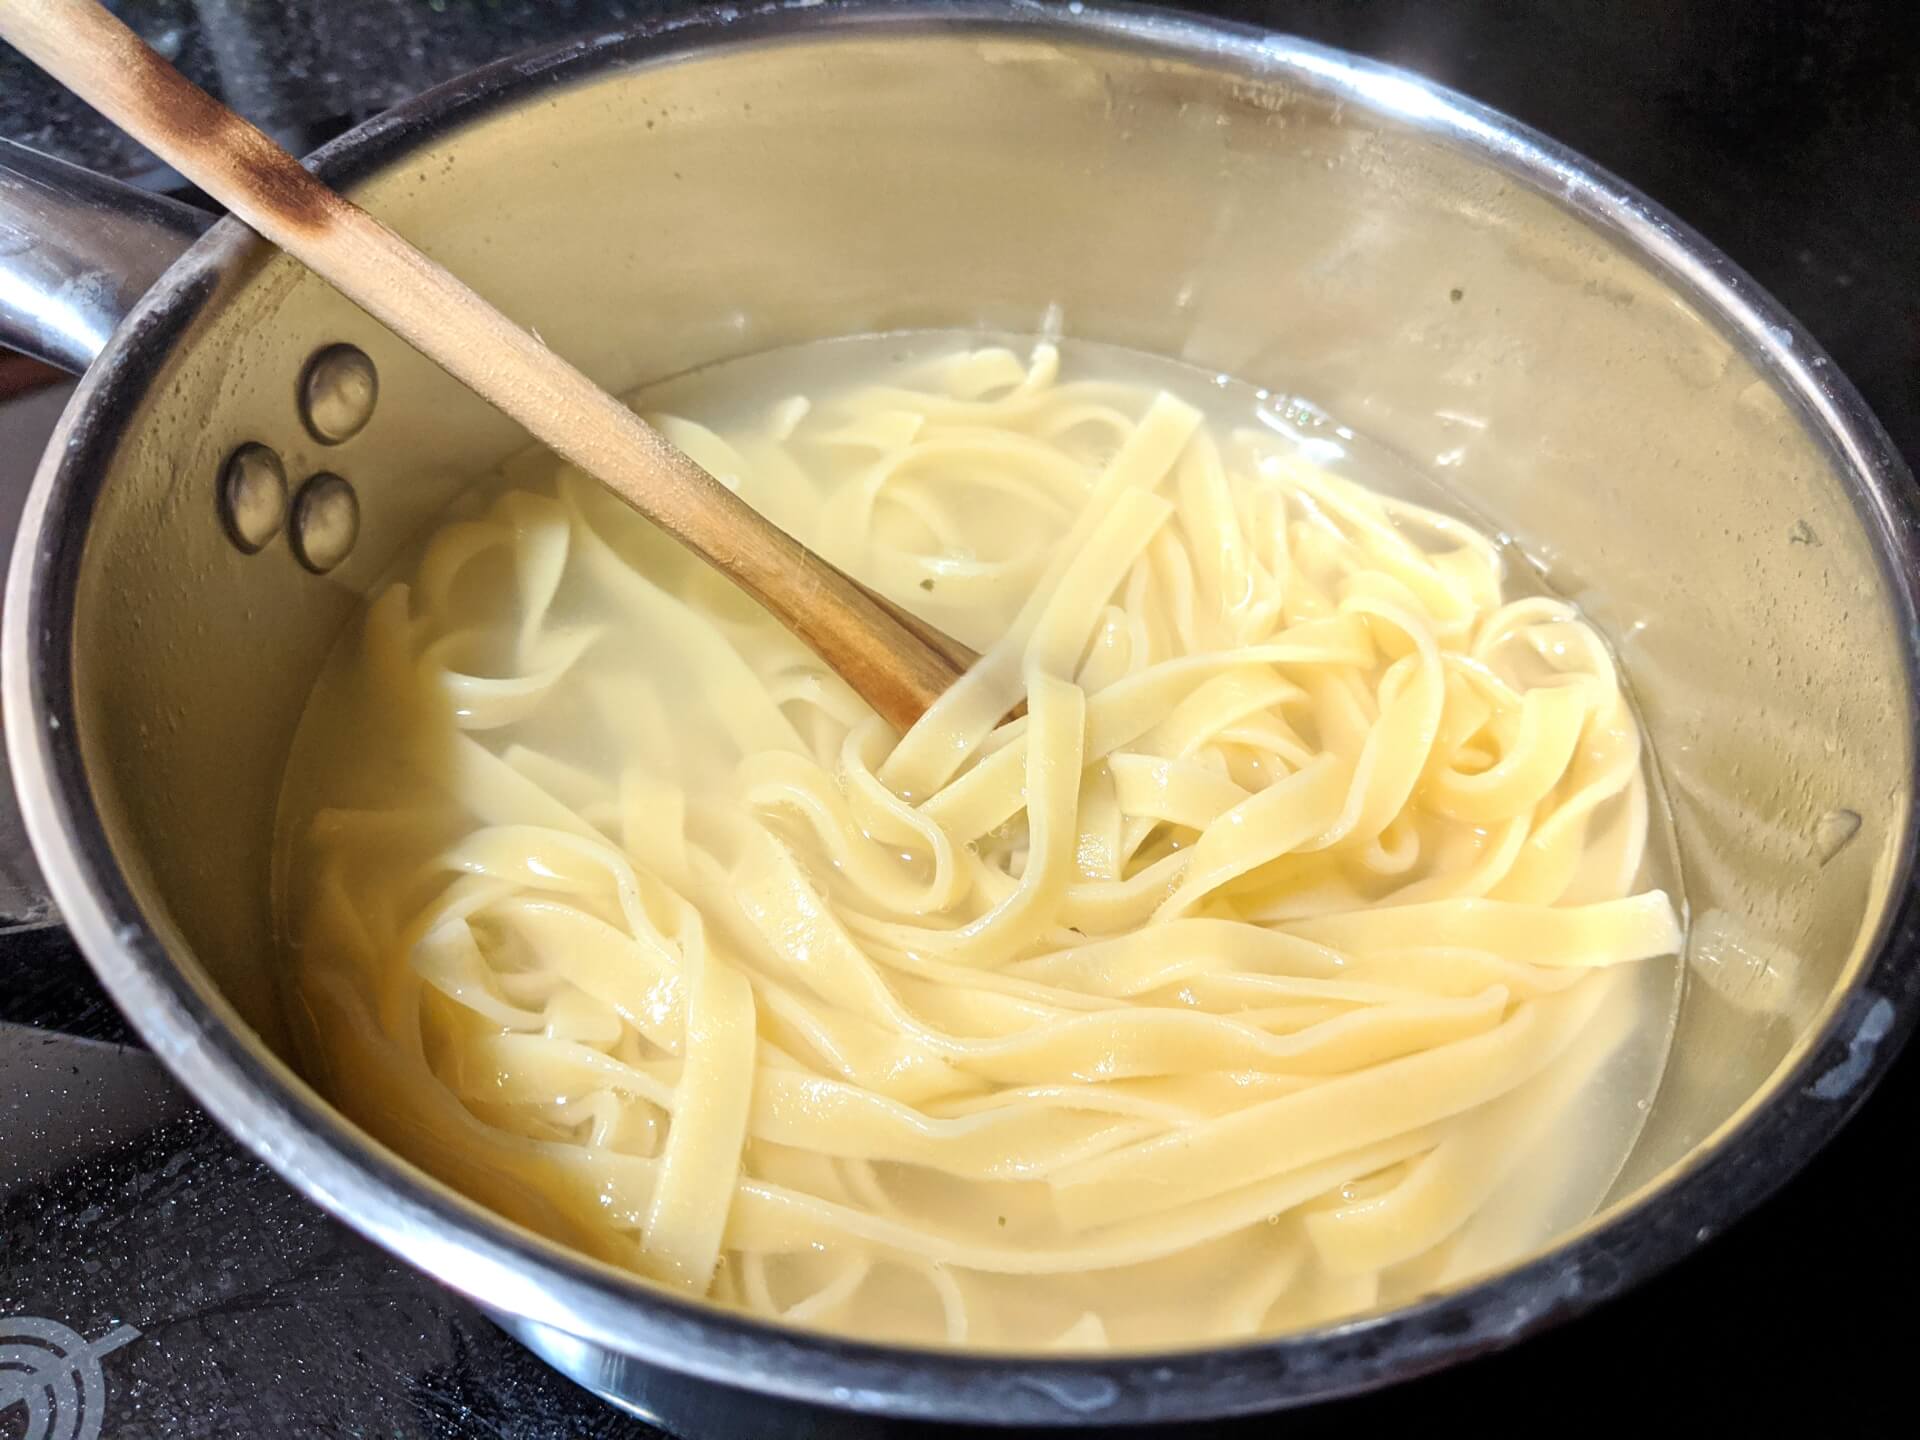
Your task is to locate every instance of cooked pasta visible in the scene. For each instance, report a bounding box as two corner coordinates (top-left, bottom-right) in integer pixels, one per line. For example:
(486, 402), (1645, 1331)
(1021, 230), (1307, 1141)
(275, 336), (1684, 1350)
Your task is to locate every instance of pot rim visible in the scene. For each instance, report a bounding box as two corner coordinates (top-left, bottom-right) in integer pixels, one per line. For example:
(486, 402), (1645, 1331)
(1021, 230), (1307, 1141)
(6, 0), (1917, 1423)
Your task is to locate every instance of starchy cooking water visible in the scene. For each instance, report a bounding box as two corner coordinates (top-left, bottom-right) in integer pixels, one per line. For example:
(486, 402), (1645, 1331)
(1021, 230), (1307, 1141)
(275, 332), (1686, 1349)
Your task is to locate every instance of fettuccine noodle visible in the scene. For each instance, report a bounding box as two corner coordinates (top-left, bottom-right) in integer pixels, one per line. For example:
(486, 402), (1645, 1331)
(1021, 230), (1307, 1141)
(277, 337), (1683, 1350)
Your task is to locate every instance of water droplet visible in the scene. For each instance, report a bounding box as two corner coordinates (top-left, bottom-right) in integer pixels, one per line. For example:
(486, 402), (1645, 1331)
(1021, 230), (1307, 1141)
(1813, 808), (1861, 865)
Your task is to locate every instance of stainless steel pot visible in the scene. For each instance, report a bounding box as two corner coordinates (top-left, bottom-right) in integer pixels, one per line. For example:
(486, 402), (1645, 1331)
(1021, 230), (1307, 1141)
(3, 2), (1916, 1429)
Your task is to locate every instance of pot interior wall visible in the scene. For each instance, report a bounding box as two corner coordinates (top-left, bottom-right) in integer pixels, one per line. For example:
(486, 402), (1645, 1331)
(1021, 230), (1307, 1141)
(69, 21), (1908, 1279)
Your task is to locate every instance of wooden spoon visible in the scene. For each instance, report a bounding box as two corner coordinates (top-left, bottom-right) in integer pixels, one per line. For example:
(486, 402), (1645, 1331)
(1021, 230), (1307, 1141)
(0, 0), (976, 731)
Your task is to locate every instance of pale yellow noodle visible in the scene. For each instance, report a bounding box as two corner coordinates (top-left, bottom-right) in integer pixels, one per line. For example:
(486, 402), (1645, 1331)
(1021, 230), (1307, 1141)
(279, 340), (1681, 1350)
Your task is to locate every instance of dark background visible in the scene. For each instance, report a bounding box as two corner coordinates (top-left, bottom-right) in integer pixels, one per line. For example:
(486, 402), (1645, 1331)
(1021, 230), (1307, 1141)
(2, 1), (1917, 1436)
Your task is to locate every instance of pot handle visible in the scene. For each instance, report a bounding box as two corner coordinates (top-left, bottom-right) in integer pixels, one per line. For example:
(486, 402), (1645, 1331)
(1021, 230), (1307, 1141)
(0, 142), (211, 926)
(0, 137), (214, 373)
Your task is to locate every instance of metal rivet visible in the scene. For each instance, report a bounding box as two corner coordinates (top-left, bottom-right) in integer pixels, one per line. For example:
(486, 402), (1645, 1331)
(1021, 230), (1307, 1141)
(299, 344), (378, 444)
(289, 473), (360, 574)
(219, 443), (288, 553)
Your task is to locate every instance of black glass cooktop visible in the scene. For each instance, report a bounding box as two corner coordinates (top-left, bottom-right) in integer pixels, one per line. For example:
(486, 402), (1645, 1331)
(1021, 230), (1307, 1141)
(3, 3), (1916, 1437)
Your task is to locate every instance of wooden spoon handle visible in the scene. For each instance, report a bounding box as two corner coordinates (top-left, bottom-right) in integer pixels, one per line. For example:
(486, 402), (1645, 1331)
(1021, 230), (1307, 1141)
(0, 0), (966, 732)
(849, 580), (981, 674)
